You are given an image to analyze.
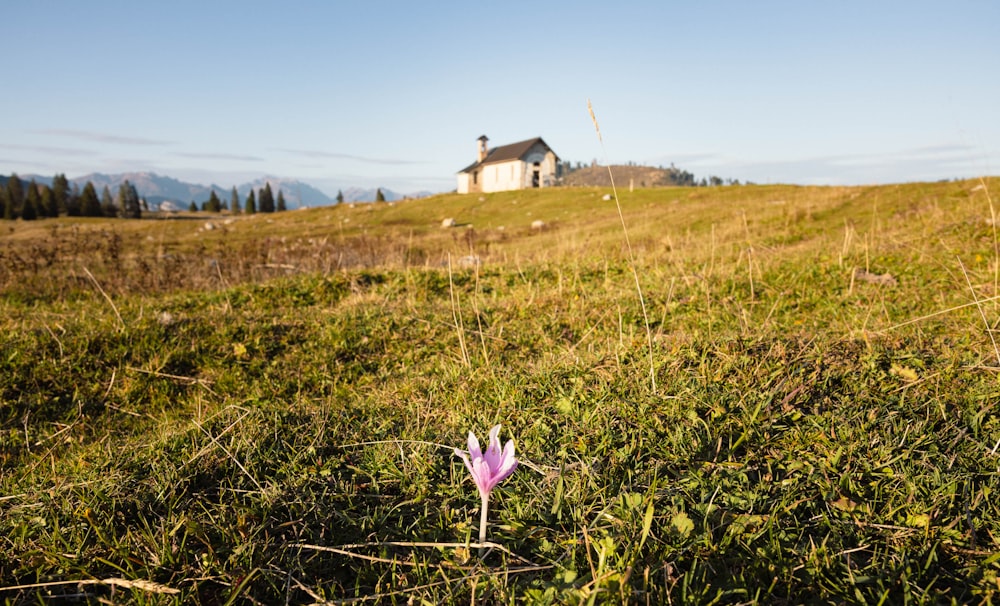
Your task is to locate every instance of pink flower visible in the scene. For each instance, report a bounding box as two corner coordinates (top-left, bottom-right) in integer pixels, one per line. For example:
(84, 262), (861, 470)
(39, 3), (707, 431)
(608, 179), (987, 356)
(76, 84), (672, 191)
(456, 424), (518, 498)
(455, 424), (517, 551)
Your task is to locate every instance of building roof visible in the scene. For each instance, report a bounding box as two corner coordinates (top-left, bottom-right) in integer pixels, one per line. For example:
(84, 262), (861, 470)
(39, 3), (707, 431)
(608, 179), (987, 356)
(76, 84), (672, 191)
(458, 137), (556, 173)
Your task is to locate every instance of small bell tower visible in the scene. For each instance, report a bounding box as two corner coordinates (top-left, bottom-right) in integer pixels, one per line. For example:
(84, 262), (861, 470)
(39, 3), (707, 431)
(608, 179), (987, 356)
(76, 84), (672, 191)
(477, 135), (489, 162)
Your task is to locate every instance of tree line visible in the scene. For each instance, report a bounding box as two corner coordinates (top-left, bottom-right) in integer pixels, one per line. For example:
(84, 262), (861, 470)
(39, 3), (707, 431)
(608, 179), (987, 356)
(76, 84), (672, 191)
(0, 173), (299, 220)
(229, 182), (289, 215)
(0, 173), (142, 220)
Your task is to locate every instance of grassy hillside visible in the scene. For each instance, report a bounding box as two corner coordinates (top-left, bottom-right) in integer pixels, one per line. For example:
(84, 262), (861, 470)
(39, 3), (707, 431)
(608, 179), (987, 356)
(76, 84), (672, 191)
(3, 180), (1000, 604)
(559, 164), (694, 187)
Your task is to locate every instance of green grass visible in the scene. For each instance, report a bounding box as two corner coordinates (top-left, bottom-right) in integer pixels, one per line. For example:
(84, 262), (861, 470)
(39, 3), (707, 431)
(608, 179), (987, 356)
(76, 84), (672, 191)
(2, 180), (1000, 604)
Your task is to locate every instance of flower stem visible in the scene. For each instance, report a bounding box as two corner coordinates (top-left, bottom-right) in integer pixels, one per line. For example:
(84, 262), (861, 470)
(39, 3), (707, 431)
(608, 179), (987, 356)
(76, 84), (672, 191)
(478, 494), (489, 557)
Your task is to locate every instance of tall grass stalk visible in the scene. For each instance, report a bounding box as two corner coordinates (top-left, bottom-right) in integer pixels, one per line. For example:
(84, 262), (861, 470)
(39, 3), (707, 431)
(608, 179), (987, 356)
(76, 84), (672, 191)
(980, 176), (999, 311)
(447, 253), (471, 367)
(587, 98), (657, 393)
(81, 265), (125, 332)
(741, 210), (755, 301)
(958, 255), (1000, 366)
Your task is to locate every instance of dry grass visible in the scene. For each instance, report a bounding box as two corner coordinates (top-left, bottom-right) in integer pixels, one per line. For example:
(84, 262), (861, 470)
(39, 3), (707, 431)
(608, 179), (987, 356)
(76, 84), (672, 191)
(3, 179), (1000, 603)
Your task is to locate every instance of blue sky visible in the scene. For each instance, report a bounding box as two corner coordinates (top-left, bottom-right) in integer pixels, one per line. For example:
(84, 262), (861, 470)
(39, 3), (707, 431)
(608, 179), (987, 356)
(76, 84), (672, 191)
(2, 1), (997, 196)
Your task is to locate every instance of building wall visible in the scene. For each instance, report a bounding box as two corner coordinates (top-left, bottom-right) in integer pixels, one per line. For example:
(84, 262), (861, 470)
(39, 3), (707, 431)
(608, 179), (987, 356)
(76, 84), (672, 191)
(522, 144), (558, 188)
(481, 160), (523, 193)
(458, 168), (486, 194)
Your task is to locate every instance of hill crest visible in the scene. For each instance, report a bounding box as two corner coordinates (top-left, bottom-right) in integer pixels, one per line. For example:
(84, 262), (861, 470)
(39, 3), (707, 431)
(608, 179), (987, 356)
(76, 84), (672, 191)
(561, 164), (701, 187)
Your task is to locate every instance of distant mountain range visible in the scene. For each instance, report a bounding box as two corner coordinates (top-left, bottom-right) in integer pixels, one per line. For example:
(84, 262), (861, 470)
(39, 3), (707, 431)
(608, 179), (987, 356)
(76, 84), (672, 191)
(339, 187), (435, 204)
(4, 171), (432, 210)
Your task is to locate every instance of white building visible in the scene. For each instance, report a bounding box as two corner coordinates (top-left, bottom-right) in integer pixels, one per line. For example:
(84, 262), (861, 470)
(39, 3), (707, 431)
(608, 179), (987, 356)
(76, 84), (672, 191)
(456, 135), (559, 194)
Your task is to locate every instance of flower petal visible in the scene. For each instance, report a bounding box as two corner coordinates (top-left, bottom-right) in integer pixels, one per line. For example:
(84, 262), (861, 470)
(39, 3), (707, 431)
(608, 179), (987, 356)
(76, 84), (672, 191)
(493, 440), (518, 482)
(501, 437), (515, 461)
(454, 448), (476, 477)
(471, 456), (493, 497)
(484, 424), (504, 470)
(457, 425), (518, 501)
(467, 431), (482, 461)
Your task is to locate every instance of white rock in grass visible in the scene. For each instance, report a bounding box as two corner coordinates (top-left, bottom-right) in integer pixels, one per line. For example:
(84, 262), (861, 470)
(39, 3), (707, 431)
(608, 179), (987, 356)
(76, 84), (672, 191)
(441, 217), (457, 228)
(531, 220), (546, 230)
(457, 255), (481, 268)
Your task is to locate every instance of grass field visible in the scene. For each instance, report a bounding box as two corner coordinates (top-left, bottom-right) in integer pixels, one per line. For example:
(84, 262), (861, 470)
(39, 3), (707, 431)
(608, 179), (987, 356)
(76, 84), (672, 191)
(3, 179), (1000, 604)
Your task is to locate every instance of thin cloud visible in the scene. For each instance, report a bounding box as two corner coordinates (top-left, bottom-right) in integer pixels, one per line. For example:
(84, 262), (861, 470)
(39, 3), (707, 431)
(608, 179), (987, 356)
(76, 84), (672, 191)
(903, 143), (977, 157)
(275, 147), (425, 165)
(0, 157), (65, 173)
(31, 128), (172, 146)
(731, 146), (986, 185)
(174, 152), (265, 162)
(646, 142), (991, 185)
(811, 144), (977, 167)
(0, 143), (94, 156)
(816, 145), (983, 173)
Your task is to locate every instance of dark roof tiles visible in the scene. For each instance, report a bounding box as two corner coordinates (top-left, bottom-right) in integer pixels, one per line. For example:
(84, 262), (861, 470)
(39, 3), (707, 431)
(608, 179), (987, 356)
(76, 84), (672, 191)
(458, 137), (555, 173)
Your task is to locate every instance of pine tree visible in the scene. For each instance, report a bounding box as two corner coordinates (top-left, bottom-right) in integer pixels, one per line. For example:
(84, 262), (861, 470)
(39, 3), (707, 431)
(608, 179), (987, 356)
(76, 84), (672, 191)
(5, 174), (24, 219)
(206, 191), (222, 213)
(189, 201), (198, 212)
(120, 180), (141, 219)
(66, 183), (82, 216)
(230, 187), (240, 214)
(101, 185), (117, 217)
(245, 190), (256, 214)
(336, 190), (344, 204)
(259, 183), (275, 213)
(22, 180), (39, 220)
(52, 173), (70, 216)
(375, 188), (385, 202)
(80, 182), (102, 217)
(276, 189), (287, 212)
(114, 184), (124, 212)
(40, 185), (55, 218)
